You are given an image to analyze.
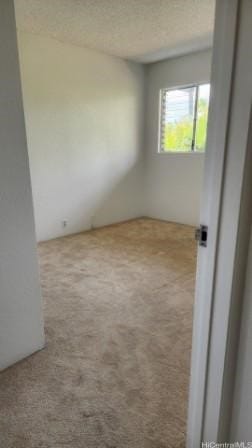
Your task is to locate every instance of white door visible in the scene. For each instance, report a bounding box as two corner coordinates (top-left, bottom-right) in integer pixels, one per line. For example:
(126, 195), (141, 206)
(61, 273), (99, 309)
(187, 0), (252, 445)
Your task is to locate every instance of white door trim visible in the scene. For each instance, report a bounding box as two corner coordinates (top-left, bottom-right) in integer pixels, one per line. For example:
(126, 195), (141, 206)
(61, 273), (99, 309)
(203, 0), (252, 440)
(187, 0), (240, 445)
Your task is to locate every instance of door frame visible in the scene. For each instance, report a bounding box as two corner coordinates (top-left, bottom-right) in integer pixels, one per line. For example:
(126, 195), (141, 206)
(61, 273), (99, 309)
(187, 0), (252, 444)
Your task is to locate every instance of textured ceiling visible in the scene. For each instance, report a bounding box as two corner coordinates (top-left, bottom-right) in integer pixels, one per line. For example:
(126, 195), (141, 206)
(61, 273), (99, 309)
(14, 0), (216, 63)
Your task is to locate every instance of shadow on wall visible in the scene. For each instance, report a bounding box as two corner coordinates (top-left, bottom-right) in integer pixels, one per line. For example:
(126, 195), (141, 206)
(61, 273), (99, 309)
(89, 162), (144, 230)
(17, 30), (145, 242)
(31, 137), (144, 242)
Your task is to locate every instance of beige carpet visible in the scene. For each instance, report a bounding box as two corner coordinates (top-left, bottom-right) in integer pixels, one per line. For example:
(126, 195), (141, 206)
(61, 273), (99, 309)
(0, 218), (197, 448)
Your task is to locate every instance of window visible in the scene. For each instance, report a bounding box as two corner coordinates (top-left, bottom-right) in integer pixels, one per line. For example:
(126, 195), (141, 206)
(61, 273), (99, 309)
(159, 83), (210, 153)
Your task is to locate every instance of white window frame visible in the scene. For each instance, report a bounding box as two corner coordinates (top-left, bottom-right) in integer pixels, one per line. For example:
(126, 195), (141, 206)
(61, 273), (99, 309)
(158, 83), (210, 154)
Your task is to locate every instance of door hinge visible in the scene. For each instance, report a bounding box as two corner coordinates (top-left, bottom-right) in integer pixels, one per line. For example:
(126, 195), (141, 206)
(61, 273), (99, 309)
(195, 225), (208, 247)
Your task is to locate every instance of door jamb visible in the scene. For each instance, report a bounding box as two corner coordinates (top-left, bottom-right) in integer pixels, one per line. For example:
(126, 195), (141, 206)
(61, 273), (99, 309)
(187, 0), (242, 445)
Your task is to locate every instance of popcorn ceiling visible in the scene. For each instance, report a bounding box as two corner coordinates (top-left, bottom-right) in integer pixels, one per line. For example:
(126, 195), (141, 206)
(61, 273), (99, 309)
(15, 0), (215, 63)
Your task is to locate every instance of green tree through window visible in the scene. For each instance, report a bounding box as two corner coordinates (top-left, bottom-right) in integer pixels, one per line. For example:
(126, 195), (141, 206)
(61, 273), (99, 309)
(160, 84), (210, 153)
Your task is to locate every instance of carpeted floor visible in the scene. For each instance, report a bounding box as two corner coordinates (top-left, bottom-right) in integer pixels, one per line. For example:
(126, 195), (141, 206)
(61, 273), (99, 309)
(0, 218), (197, 448)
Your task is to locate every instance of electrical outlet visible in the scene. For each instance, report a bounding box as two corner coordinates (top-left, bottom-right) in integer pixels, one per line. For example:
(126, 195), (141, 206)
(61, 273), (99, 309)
(62, 220), (67, 228)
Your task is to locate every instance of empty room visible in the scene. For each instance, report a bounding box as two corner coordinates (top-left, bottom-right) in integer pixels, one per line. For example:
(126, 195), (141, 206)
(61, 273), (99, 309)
(3, 0), (252, 447)
(1, 1), (214, 446)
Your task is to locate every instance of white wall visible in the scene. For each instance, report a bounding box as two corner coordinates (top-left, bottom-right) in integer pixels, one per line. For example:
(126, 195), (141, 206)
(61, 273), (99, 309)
(17, 31), (145, 242)
(17, 31), (212, 240)
(0, 1), (44, 370)
(144, 50), (212, 226)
